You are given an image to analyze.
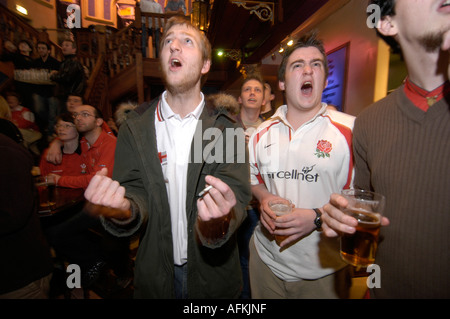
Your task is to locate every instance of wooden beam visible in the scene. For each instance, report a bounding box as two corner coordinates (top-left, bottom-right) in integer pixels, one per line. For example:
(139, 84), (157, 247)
(135, 52), (145, 104)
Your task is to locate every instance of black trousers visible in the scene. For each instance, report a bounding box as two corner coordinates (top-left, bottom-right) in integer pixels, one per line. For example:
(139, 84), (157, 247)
(43, 209), (130, 276)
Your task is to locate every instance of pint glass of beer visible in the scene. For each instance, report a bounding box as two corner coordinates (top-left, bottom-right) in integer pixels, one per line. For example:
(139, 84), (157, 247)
(340, 189), (385, 268)
(35, 175), (56, 209)
(268, 198), (293, 246)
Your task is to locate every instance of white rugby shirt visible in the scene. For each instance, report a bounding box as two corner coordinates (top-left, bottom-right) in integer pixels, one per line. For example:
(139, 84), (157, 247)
(249, 103), (355, 281)
(155, 91), (205, 266)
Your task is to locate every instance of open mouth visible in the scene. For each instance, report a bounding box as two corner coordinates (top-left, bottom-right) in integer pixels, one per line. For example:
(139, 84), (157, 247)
(170, 58), (182, 69)
(301, 81), (313, 95)
(441, 0), (450, 7)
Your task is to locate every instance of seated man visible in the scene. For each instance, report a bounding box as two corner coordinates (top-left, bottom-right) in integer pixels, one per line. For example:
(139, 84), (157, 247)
(45, 96), (114, 165)
(43, 106), (131, 288)
(50, 104), (116, 189)
(5, 91), (42, 157)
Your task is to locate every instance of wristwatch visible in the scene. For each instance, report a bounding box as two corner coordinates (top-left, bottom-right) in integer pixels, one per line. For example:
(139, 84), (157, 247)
(313, 208), (322, 231)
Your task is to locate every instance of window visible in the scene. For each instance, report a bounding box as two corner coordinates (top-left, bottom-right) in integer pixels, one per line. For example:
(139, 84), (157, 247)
(84, 0), (113, 23)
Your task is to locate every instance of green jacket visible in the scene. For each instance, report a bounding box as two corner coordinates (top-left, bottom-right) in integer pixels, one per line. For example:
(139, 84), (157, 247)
(103, 93), (251, 298)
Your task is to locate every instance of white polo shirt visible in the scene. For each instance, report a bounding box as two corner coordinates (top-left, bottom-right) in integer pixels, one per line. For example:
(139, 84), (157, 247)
(155, 91), (205, 265)
(249, 103), (355, 281)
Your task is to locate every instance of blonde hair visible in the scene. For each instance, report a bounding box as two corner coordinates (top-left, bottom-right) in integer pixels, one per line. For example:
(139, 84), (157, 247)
(0, 96), (12, 120)
(160, 16), (212, 63)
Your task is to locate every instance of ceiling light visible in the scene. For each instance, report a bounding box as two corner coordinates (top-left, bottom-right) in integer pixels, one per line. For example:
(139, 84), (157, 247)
(287, 39), (294, 46)
(16, 5), (28, 16)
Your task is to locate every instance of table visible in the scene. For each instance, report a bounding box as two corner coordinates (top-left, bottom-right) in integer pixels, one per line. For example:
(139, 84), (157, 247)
(37, 187), (92, 297)
(38, 187), (86, 227)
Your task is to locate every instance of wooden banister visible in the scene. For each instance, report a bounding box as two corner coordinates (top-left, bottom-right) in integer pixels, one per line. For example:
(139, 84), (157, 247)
(139, 10), (183, 58)
(0, 3), (62, 60)
(0, 3), (188, 112)
(84, 54), (105, 102)
(140, 12), (179, 33)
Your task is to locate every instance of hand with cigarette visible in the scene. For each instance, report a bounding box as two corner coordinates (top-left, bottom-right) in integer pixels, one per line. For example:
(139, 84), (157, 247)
(195, 175), (238, 245)
(196, 175), (237, 222)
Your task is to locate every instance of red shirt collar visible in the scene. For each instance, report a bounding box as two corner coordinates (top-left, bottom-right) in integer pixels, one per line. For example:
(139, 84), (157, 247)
(404, 78), (450, 111)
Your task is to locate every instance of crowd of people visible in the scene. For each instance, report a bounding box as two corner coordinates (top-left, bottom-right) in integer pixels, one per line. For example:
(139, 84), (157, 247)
(0, 37), (87, 159)
(1, 0), (449, 300)
(0, 34), (134, 298)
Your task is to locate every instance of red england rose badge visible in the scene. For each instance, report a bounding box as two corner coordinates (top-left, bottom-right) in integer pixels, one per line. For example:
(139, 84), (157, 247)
(315, 140), (332, 158)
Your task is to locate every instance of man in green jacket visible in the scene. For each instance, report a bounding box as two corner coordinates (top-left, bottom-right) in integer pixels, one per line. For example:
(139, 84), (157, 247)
(84, 16), (251, 298)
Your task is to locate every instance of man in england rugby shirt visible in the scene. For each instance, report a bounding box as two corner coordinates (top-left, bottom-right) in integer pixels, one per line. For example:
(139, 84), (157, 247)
(248, 32), (355, 299)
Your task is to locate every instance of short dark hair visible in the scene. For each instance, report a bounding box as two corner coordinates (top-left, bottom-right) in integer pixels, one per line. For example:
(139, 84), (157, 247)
(5, 91), (21, 102)
(37, 41), (50, 50)
(90, 105), (103, 119)
(62, 39), (77, 50)
(278, 31), (329, 82)
(367, 0), (402, 54)
(18, 39), (33, 51)
(67, 94), (84, 102)
(240, 73), (265, 92)
(56, 112), (75, 124)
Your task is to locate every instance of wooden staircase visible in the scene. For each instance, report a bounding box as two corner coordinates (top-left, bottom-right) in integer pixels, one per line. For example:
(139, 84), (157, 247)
(74, 8), (189, 116)
(0, 3), (180, 119)
(0, 3), (63, 93)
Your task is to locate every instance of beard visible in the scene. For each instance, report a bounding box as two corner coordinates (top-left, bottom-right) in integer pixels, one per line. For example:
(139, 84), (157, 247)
(419, 29), (450, 52)
(161, 63), (203, 95)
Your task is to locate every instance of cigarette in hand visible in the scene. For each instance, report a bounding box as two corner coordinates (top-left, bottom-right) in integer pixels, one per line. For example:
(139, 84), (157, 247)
(197, 185), (213, 198)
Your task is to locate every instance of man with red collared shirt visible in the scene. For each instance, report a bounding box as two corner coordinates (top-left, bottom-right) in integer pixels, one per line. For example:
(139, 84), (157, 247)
(322, 0), (450, 298)
(44, 105), (130, 288)
(50, 104), (116, 189)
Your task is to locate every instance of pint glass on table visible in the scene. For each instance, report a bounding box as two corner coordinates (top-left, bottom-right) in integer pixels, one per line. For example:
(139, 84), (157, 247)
(35, 175), (56, 209)
(340, 189), (385, 268)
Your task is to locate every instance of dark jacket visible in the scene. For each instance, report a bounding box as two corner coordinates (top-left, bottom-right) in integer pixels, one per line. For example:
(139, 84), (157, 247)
(32, 55), (61, 97)
(0, 134), (53, 294)
(0, 51), (33, 70)
(103, 93), (251, 298)
(50, 54), (86, 98)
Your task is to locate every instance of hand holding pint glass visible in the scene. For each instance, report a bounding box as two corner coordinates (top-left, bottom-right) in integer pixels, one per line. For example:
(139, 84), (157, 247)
(339, 189), (385, 268)
(268, 198), (293, 246)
